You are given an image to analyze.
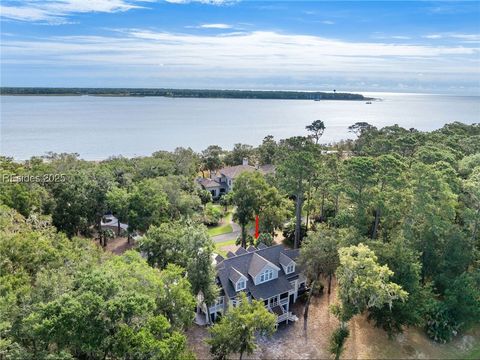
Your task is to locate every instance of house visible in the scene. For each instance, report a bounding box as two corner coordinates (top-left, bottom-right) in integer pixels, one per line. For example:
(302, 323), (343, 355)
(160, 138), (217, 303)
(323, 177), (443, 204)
(197, 244), (307, 325)
(197, 158), (275, 199)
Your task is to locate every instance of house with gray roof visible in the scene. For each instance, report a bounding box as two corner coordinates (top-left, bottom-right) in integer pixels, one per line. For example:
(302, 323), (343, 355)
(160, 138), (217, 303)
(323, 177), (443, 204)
(198, 244), (307, 325)
(197, 158), (275, 199)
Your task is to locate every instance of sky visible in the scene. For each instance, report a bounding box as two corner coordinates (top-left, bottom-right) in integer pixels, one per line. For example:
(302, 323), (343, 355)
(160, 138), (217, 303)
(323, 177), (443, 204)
(1, 1), (479, 94)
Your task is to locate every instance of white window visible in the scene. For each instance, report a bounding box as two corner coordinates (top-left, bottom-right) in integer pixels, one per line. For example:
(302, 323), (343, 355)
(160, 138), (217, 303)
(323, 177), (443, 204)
(259, 269), (274, 283)
(236, 279), (246, 291)
(286, 263), (295, 274)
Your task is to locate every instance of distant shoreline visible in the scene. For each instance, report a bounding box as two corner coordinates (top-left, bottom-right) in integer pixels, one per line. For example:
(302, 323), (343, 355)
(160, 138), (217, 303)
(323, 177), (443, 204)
(0, 87), (372, 101)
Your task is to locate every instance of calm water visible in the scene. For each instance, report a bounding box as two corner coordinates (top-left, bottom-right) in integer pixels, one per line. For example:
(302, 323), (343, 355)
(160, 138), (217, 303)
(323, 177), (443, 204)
(1, 93), (479, 160)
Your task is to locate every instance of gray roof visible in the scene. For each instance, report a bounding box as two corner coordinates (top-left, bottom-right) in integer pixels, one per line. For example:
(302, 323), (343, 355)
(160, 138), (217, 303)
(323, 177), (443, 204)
(235, 247), (248, 255)
(215, 254), (224, 263)
(229, 267), (245, 284)
(247, 245), (257, 252)
(248, 253), (279, 278)
(279, 252), (294, 267)
(219, 165), (256, 179)
(257, 243), (268, 250)
(198, 178), (221, 189)
(216, 245), (300, 300)
(226, 251), (236, 258)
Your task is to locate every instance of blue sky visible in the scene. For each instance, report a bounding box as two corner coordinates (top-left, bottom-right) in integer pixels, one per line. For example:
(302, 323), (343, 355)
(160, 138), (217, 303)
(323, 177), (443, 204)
(1, 1), (479, 94)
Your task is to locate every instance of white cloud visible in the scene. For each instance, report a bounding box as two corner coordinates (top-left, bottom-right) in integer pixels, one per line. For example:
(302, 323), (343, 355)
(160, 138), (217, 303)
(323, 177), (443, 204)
(2, 29), (480, 75)
(320, 20), (335, 25)
(199, 23), (232, 29)
(423, 33), (480, 42)
(0, 0), (233, 23)
(424, 34), (443, 39)
(2, 29), (478, 90)
(372, 33), (411, 40)
(0, 1), (151, 23)
(165, 0), (235, 4)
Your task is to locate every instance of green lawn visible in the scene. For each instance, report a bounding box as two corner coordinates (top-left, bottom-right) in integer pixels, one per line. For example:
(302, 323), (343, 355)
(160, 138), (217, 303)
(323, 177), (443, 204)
(214, 239), (237, 257)
(207, 211), (233, 237)
(208, 223), (233, 237)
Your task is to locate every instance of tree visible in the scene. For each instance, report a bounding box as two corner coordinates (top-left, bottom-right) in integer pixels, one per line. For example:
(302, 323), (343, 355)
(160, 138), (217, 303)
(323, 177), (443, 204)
(343, 156), (376, 235)
(371, 154), (407, 239)
(257, 135), (277, 165)
(173, 147), (200, 178)
(463, 167), (480, 242)
(201, 145), (224, 177)
(128, 178), (170, 233)
(255, 232), (274, 247)
(276, 137), (318, 248)
(207, 292), (276, 360)
(300, 226), (341, 295)
(0, 206), (195, 359)
(106, 186), (130, 236)
(230, 172), (270, 248)
(224, 143), (255, 166)
(139, 222), (218, 306)
(367, 237), (429, 336)
(259, 186), (292, 236)
(306, 120), (325, 144)
(299, 226), (342, 332)
(403, 162), (457, 283)
(330, 244), (407, 358)
(304, 120), (325, 228)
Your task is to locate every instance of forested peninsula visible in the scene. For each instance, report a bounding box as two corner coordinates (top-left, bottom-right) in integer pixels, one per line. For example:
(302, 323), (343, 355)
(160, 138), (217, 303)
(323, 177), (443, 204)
(0, 87), (370, 100)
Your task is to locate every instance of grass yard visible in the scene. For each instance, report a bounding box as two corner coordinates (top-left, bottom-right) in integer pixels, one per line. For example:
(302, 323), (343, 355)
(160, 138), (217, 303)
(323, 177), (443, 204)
(214, 239), (237, 257)
(207, 211), (233, 237)
(208, 223), (233, 237)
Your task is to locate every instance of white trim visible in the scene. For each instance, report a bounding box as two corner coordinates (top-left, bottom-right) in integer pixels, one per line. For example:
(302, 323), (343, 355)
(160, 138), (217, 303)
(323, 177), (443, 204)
(236, 279), (246, 291)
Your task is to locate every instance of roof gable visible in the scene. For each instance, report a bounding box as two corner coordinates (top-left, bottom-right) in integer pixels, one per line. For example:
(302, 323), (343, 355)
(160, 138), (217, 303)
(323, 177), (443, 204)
(279, 252), (294, 267)
(215, 245), (300, 299)
(219, 165), (255, 179)
(229, 267), (247, 285)
(248, 253), (280, 278)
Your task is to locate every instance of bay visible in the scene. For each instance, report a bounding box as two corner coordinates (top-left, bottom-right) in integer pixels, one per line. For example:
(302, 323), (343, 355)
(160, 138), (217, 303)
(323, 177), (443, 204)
(1, 92), (479, 160)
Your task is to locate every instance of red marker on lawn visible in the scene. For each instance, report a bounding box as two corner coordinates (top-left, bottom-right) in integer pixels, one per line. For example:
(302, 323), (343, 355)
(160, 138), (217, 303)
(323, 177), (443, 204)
(255, 214), (259, 239)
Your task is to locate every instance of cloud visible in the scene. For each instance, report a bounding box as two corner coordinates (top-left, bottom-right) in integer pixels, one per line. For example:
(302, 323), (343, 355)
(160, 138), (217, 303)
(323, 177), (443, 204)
(320, 20), (335, 25)
(199, 23), (233, 29)
(0, 0), (234, 23)
(372, 33), (411, 40)
(1, 29), (478, 92)
(0, 0), (152, 23)
(424, 34), (443, 39)
(423, 33), (480, 42)
(3, 30), (477, 73)
(165, 0), (235, 4)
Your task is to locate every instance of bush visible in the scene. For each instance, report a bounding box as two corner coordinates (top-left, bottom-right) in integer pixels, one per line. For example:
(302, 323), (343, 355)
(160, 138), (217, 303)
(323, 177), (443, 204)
(282, 220), (307, 246)
(424, 302), (459, 343)
(255, 233), (274, 247)
(203, 203), (222, 226)
(329, 326), (350, 360)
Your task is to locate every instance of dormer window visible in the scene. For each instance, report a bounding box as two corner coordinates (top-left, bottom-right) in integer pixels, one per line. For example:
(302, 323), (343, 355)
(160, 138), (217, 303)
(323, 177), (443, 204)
(259, 268), (274, 283)
(236, 279), (246, 291)
(286, 263), (295, 274)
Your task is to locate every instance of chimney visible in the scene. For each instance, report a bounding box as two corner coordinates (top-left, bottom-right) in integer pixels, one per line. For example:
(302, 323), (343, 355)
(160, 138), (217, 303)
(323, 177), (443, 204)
(242, 158), (248, 166)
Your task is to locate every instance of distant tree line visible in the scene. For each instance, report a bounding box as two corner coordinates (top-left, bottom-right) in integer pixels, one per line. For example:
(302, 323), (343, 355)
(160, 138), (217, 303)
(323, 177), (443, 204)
(0, 87), (369, 100)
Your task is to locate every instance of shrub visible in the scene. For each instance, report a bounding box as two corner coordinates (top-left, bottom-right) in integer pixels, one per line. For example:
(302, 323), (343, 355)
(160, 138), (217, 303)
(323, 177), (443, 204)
(203, 203), (222, 226)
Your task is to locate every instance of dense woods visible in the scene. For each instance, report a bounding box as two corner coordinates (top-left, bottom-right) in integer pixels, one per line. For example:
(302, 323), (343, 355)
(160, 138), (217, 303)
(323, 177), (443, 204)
(0, 87), (368, 100)
(1, 121), (479, 359)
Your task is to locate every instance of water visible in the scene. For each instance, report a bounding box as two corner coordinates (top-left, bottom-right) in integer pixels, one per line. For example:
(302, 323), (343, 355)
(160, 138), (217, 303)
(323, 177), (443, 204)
(1, 93), (479, 160)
